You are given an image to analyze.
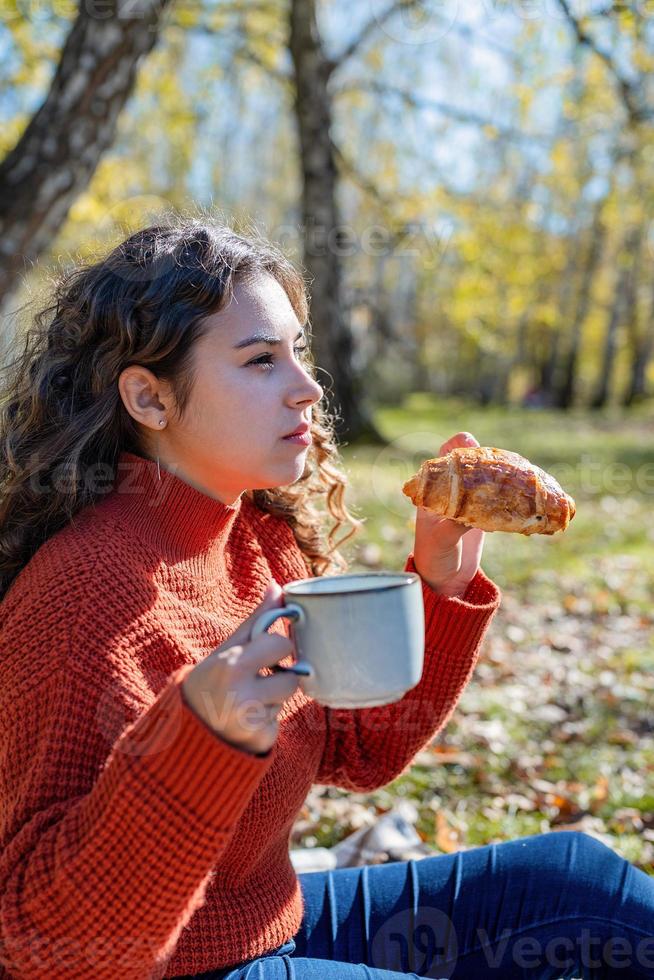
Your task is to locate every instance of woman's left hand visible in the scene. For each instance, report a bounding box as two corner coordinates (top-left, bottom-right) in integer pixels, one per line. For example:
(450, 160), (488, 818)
(411, 431), (485, 598)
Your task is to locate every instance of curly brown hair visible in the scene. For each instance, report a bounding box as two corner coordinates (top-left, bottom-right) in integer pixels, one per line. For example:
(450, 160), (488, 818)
(0, 216), (365, 602)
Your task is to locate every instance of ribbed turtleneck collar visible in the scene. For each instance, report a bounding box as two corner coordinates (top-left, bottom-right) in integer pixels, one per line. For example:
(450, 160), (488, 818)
(102, 451), (244, 578)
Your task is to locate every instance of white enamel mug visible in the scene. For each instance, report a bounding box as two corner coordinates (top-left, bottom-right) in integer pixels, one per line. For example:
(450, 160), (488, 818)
(248, 571), (425, 708)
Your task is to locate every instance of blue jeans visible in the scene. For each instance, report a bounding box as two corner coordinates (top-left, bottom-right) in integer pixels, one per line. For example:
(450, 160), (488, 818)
(184, 832), (654, 979)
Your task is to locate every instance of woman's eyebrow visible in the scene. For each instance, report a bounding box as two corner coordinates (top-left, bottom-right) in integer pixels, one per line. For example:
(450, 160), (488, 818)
(233, 329), (305, 350)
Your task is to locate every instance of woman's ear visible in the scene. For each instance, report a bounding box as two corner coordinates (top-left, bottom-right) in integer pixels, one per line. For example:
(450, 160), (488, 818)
(118, 366), (174, 429)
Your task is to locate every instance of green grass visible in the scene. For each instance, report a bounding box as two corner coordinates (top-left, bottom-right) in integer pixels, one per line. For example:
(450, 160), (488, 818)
(295, 396), (654, 873)
(339, 394), (653, 599)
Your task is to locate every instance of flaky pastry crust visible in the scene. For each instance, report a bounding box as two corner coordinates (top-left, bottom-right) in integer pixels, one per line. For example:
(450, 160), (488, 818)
(402, 446), (576, 535)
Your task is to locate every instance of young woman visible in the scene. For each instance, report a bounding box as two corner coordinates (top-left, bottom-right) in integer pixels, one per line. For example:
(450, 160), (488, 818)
(0, 220), (652, 980)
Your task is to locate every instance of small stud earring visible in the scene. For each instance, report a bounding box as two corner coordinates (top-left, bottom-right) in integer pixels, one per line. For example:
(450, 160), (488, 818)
(156, 419), (166, 481)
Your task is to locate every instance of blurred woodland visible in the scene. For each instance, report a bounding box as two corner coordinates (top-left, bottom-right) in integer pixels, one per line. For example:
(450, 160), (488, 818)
(1, 0), (653, 441)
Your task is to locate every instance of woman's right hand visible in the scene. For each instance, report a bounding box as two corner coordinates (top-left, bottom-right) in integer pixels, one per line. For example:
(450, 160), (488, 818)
(181, 580), (301, 756)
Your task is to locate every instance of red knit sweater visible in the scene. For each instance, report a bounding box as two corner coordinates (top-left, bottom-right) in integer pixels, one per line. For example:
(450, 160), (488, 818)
(0, 451), (500, 979)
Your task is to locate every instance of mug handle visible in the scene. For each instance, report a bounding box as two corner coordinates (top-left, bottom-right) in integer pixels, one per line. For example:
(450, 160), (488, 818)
(248, 604), (314, 678)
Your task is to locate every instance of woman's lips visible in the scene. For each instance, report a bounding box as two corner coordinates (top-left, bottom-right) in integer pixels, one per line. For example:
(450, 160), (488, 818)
(282, 432), (312, 446)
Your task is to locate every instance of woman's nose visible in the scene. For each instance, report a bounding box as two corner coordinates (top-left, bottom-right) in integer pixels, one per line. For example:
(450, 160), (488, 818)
(306, 376), (324, 404)
(292, 366), (324, 406)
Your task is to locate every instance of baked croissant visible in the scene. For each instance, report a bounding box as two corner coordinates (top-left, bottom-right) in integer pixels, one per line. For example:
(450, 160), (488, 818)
(402, 446), (576, 535)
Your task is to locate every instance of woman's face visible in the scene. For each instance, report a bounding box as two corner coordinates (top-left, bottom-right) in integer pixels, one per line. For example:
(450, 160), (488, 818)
(155, 272), (324, 505)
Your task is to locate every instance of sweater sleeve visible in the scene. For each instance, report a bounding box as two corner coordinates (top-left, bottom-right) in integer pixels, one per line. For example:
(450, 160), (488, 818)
(0, 589), (275, 979)
(314, 554), (501, 792)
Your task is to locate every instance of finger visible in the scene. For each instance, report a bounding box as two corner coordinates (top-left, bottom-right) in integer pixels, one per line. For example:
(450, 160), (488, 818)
(256, 670), (301, 705)
(438, 431), (479, 454)
(438, 431), (480, 455)
(235, 633), (296, 672)
(436, 518), (470, 549)
(461, 526), (485, 563)
(212, 634), (291, 672)
(418, 508), (469, 546)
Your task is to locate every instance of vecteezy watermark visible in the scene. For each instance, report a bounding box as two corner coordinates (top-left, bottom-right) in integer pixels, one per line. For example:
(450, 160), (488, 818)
(370, 905), (459, 976)
(0, 932), (163, 973)
(3, 923), (653, 974)
(23, 461), (116, 498)
(271, 218), (453, 268)
(367, 0), (646, 47)
(548, 454), (654, 496)
(482, 0), (654, 20)
(4, 0), (173, 29)
(368, 434), (654, 520)
(476, 0), (573, 21)
(369, 431), (445, 518)
(10, 440), (654, 511)
(63, 198), (452, 285)
(367, 910), (654, 978)
(96, 683), (462, 758)
(369, 0), (462, 47)
(5, 456), (185, 507)
(476, 927), (654, 973)
(3, 0), (76, 22)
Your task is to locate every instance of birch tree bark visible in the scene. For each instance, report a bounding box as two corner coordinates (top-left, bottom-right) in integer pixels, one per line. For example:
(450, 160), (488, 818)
(0, 0), (174, 304)
(289, 0), (384, 443)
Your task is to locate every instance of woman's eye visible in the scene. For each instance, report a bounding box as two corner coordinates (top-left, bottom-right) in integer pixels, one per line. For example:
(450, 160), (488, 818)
(249, 345), (308, 369)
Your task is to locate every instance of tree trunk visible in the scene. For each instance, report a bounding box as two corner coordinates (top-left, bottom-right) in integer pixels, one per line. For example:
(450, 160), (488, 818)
(623, 278), (654, 405)
(555, 202), (606, 409)
(623, 330), (653, 405)
(0, 0), (173, 305)
(591, 225), (642, 409)
(289, 0), (384, 445)
(539, 329), (561, 395)
(528, 209), (579, 404)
